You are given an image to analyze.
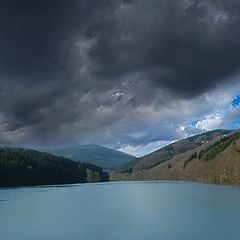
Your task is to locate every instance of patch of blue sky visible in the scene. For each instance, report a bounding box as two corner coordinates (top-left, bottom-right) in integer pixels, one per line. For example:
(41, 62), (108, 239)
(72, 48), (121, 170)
(232, 120), (240, 129)
(190, 120), (199, 127)
(231, 95), (240, 108)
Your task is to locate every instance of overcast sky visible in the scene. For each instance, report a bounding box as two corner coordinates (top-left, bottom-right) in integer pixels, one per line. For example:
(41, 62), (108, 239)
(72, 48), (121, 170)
(1, 0), (240, 156)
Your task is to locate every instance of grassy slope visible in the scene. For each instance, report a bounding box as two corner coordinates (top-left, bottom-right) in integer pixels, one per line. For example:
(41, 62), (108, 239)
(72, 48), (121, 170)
(116, 129), (231, 173)
(111, 129), (240, 184)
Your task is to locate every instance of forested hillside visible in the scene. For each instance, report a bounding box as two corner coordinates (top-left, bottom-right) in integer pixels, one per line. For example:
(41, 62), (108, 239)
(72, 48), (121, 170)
(0, 148), (109, 187)
(39, 144), (136, 170)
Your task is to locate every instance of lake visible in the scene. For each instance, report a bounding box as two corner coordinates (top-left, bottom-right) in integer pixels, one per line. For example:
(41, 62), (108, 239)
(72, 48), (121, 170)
(0, 181), (240, 240)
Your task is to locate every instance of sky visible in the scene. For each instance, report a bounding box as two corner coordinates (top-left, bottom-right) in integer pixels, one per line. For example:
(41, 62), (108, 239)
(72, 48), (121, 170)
(0, 0), (240, 156)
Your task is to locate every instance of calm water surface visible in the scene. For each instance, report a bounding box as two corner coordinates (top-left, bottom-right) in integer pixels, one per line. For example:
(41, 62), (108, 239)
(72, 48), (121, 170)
(0, 181), (240, 240)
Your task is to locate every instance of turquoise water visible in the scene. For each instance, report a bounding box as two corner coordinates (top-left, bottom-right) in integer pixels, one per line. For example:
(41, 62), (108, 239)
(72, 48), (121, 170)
(0, 181), (240, 240)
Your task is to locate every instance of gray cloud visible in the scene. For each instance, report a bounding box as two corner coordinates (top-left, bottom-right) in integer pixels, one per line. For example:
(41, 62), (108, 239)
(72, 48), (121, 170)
(88, 0), (240, 97)
(0, 0), (240, 148)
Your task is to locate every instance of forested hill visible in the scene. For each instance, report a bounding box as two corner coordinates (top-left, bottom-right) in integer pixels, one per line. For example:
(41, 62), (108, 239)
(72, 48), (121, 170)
(38, 144), (136, 170)
(0, 147), (109, 187)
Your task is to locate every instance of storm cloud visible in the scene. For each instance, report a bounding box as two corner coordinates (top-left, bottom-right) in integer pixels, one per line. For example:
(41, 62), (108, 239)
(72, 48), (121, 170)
(0, 0), (240, 152)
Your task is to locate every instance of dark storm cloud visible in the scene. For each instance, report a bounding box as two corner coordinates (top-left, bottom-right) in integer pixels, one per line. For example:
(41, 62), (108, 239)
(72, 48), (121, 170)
(0, 0), (240, 146)
(89, 0), (240, 97)
(0, 0), (111, 79)
(0, 0), (112, 135)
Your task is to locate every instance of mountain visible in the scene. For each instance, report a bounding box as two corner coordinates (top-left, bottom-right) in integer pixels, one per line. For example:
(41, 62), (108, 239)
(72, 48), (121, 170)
(111, 129), (240, 184)
(0, 147), (109, 187)
(38, 144), (136, 171)
(115, 129), (231, 173)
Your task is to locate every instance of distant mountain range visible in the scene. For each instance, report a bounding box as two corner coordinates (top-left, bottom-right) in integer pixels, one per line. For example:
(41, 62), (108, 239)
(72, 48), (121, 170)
(0, 147), (109, 187)
(111, 129), (240, 184)
(2, 129), (240, 186)
(37, 144), (136, 171)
